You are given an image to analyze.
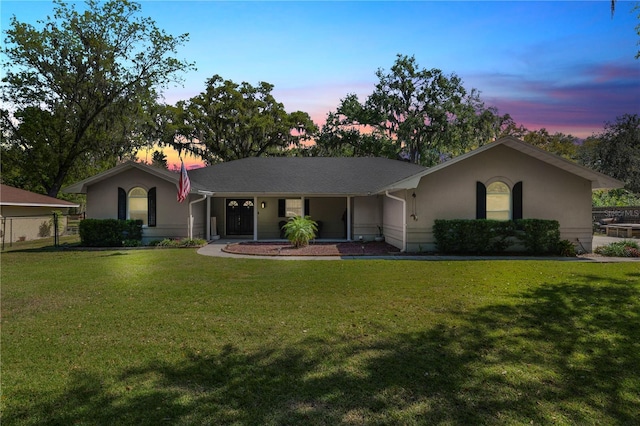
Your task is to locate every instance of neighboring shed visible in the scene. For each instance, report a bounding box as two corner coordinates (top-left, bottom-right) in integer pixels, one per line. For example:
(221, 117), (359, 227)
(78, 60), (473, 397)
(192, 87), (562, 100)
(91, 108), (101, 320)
(0, 184), (79, 243)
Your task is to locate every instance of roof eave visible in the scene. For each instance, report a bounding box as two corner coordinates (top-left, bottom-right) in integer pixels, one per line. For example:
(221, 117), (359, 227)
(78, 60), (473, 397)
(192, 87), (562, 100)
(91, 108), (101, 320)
(1, 202), (79, 208)
(376, 175), (423, 193)
(63, 161), (180, 194)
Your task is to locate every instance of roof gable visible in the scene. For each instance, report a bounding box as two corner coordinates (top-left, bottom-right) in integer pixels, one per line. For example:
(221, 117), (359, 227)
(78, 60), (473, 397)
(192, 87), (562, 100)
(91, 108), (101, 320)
(382, 136), (624, 191)
(1, 184), (79, 208)
(63, 161), (205, 194)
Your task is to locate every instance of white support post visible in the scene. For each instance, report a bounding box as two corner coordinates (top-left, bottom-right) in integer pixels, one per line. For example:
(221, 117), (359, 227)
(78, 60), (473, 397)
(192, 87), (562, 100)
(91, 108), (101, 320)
(206, 195), (211, 240)
(346, 196), (352, 241)
(253, 196), (258, 241)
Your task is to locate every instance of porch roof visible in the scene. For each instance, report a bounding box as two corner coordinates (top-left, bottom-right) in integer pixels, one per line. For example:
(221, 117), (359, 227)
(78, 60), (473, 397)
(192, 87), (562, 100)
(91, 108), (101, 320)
(188, 157), (427, 195)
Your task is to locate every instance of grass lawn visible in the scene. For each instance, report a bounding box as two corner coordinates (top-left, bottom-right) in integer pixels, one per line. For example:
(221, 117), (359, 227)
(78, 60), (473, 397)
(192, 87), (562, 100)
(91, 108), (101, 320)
(1, 249), (639, 425)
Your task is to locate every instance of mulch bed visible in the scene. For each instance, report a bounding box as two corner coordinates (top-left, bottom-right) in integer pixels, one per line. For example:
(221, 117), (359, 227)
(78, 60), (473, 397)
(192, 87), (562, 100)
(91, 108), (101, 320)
(222, 241), (401, 256)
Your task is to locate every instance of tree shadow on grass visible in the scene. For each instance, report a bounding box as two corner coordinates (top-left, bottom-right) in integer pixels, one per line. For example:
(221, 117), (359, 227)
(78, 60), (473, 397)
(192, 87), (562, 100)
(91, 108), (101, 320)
(6, 272), (639, 425)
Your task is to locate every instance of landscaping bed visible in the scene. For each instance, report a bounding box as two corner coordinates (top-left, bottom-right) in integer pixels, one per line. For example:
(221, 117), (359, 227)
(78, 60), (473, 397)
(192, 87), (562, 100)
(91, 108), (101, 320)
(223, 241), (401, 256)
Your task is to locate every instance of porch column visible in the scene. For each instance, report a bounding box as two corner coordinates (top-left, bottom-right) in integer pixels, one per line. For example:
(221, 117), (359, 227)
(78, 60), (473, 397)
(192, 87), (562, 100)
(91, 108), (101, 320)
(206, 195), (211, 240)
(301, 196), (305, 216)
(346, 196), (352, 241)
(253, 196), (258, 241)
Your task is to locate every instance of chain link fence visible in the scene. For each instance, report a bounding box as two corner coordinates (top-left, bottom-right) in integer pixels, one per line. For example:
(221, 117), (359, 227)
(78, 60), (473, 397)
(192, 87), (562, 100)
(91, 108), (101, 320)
(1, 213), (83, 250)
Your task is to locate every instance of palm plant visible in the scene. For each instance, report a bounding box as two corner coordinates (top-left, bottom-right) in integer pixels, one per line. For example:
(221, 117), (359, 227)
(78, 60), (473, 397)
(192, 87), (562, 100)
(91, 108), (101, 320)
(282, 216), (318, 248)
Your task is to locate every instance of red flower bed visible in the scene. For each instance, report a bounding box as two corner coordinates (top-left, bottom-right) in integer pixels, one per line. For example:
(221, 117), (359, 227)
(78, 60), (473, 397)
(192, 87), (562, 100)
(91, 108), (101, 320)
(223, 241), (400, 256)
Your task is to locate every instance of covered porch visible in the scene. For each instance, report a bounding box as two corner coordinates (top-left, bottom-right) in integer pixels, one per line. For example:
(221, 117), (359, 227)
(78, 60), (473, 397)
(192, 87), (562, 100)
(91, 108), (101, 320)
(201, 194), (390, 244)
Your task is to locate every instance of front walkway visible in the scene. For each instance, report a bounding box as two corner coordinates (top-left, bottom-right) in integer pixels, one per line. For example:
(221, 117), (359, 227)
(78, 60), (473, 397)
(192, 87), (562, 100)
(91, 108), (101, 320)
(197, 236), (639, 262)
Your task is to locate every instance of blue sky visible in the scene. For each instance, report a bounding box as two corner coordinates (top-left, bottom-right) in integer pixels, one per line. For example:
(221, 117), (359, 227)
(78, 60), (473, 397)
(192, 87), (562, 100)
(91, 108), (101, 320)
(2, 0), (639, 144)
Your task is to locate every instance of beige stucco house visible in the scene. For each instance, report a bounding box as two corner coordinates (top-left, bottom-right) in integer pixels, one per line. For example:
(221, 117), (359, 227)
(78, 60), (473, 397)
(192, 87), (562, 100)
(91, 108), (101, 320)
(63, 136), (623, 252)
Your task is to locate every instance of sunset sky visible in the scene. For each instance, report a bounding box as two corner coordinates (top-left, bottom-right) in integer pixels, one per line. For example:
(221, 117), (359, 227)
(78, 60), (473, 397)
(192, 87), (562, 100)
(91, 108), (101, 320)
(2, 1), (639, 169)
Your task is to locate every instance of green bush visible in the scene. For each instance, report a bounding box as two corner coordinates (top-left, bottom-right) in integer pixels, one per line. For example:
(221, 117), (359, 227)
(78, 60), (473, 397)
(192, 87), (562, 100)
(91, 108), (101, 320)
(153, 238), (207, 248)
(515, 219), (561, 255)
(433, 219), (516, 254)
(556, 239), (577, 257)
(282, 216), (318, 248)
(595, 240), (640, 257)
(79, 219), (143, 247)
(433, 219), (567, 255)
(123, 239), (142, 247)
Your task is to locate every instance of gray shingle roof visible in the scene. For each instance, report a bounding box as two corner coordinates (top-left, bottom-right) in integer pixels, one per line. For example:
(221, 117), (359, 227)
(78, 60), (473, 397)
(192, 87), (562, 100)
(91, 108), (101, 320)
(188, 157), (427, 195)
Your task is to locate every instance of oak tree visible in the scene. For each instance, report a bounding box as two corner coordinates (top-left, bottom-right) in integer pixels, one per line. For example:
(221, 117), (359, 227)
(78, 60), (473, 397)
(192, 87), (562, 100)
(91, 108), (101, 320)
(577, 114), (640, 193)
(165, 75), (317, 163)
(1, 0), (193, 196)
(314, 55), (511, 166)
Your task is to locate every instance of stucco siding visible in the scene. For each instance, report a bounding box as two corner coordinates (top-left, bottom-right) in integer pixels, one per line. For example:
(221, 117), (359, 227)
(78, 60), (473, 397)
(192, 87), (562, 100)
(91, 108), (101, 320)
(353, 196), (382, 241)
(85, 167), (192, 241)
(407, 144), (594, 252)
(382, 192), (404, 249)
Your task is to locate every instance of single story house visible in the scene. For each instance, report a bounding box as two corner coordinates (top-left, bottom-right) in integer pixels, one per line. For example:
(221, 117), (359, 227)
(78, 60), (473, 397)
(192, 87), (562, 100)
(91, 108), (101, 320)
(63, 136), (623, 252)
(1, 184), (79, 243)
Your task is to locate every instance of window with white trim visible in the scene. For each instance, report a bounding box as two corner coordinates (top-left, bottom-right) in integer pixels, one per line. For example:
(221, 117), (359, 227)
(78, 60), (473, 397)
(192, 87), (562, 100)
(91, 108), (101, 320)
(285, 199), (302, 217)
(486, 181), (511, 220)
(128, 187), (148, 225)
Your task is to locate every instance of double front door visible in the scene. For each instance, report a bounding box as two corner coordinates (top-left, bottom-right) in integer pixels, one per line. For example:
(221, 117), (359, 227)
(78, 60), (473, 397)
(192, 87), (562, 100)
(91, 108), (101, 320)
(226, 199), (254, 235)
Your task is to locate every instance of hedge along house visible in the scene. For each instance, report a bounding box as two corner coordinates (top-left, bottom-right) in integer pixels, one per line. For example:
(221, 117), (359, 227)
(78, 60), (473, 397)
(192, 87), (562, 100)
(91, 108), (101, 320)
(63, 136), (623, 252)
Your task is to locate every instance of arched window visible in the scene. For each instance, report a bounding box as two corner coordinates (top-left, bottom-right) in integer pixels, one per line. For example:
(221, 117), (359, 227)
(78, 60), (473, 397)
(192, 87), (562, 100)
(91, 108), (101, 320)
(486, 181), (511, 220)
(128, 187), (148, 225)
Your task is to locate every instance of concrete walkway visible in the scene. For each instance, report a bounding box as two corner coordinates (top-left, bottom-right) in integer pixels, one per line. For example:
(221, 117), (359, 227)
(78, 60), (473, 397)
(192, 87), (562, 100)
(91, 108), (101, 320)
(197, 235), (639, 262)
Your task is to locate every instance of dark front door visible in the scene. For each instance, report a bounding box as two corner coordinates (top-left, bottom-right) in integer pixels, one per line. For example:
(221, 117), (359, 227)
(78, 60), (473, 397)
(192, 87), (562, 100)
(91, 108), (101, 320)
(226, 199), (254, 235)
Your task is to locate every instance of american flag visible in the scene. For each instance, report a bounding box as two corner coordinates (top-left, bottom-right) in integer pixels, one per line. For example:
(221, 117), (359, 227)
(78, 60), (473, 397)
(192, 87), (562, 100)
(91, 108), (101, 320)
(177, 160), (191, 203)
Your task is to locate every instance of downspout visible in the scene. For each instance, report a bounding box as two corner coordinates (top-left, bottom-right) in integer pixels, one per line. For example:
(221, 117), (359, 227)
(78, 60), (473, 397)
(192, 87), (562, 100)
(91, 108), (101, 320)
(385, 191), (406, 252)
(188, 194), (208, 239)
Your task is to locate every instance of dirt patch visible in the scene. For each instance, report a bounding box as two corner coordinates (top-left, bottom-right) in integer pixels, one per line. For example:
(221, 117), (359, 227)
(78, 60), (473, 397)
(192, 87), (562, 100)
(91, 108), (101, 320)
(222, 241), (401, 257)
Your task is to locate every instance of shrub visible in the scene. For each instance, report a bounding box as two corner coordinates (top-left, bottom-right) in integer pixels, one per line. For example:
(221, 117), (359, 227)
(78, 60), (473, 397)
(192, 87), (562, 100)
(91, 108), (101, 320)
(154, 238), (207, 248)
(282, 216), (318, 248)
(180, 238), (207, 247)
(555, 239), (577, 257)
(433, 219), (567, 255)
(79, 219), (143, 247)
(515, 219), (561, 255)
(433, 219), (516, 254)
(155, 239), (181, 247)
(123, 239), (142, 247)
(595, 240), (640, 257)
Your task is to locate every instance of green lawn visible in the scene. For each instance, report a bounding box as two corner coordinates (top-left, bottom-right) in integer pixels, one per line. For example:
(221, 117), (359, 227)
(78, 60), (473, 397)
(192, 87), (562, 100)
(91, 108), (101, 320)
(1, 249), (639, 425)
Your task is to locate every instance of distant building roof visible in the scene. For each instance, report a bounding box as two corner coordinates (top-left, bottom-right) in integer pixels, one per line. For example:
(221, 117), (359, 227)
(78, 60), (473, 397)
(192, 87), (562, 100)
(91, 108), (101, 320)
(1, 184), (79, 208)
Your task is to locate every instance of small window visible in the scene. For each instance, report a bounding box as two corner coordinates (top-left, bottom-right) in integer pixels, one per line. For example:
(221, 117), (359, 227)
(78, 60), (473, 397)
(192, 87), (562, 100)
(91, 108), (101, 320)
(128, 187), (148, 225)
(278, 198), (310, 217)
(285, 199), (302, 217)
(486, 182), (511, 220)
